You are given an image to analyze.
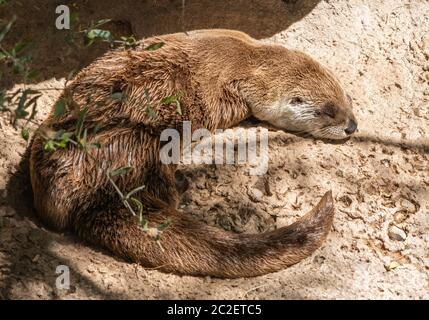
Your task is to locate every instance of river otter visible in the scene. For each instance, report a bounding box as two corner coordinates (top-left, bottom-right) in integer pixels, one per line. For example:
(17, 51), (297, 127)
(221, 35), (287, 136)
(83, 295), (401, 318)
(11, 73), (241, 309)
(29, 29), (357, 278)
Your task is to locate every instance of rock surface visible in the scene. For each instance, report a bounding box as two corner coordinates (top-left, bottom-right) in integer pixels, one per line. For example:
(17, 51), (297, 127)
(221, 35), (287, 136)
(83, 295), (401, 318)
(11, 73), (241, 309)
(0, 0), (428, 299)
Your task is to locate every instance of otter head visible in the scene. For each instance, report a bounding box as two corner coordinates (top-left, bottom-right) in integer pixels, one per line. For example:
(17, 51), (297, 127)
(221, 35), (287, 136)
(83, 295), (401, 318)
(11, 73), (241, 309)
(241, 48), (357, 140)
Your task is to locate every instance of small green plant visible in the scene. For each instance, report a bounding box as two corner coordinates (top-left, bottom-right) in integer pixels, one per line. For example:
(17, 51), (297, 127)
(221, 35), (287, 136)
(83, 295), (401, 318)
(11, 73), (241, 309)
(145, 42), (165, 51)
(119, 35), (138, 48)
(162, 92), (183, 115)
(80, 19), (142, 49)
(0, 13), (173, 238)
(143, 89), (157, 118)
(0, 16), (39, 80)
(107, 166), (170, 239)
(38, 117), (100, 153)
(0, 16), (42, 139)
(82, 19), (113, 46)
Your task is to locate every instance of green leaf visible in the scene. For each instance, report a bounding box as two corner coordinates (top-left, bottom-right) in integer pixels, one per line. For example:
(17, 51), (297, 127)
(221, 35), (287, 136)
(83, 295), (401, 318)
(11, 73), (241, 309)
(157, 219), (171, 231)
(27, 69), (40, 80)
(0, 51), (7, 61)
(45, 130), (73, 149)
(75, 107), (88, 139)
(12, 41), (27, 55)
(12, 55), (31, 76)
(143, 89), (152, 113)
(145, 105), (156, 118)
(120, 36), (137, 48)
(59, 131), (73, 141)
(54, 98), (66, 117)
(53, 129), (65, 140)
(145, 42), (165, 51)
(109, 166), (133, 177)
(129, 197), (143, 217)
(44, 140), (56, 152)
(125, 185), (146, 199)
(82, 128), (88, 144)
(161, 93), (183, 115)
(70, 12), (79, 26)
(0, 15), (16, 43)
(93, 19), (111, 28)
(21, 127), (29, 141)
(57, 140), (68, 148)
(92, 123), (103, 134)
(90, 142), (101, 149)
(161, 96), (176, 104)
(86, 29), (112, 41)
(84, 37), (94, 47)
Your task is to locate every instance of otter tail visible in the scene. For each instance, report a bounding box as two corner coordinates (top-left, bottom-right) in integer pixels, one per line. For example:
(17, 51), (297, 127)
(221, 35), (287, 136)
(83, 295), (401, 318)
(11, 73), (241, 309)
(75, 191), (334, 278)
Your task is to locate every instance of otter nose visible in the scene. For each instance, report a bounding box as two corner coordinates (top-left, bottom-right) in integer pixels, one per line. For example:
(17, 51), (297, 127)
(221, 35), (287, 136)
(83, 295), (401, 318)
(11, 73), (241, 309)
(345, 119), (357, 135)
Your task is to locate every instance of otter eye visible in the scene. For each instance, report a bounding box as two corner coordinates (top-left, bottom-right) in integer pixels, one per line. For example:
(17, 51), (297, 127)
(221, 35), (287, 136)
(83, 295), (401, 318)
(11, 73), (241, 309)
(322, 103), (337, 118)
(290, 97), (303, 104)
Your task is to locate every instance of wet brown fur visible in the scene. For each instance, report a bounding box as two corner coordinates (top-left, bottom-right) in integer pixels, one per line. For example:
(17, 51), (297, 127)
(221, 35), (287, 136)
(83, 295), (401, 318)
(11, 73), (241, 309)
(29, 29), (338, 278)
